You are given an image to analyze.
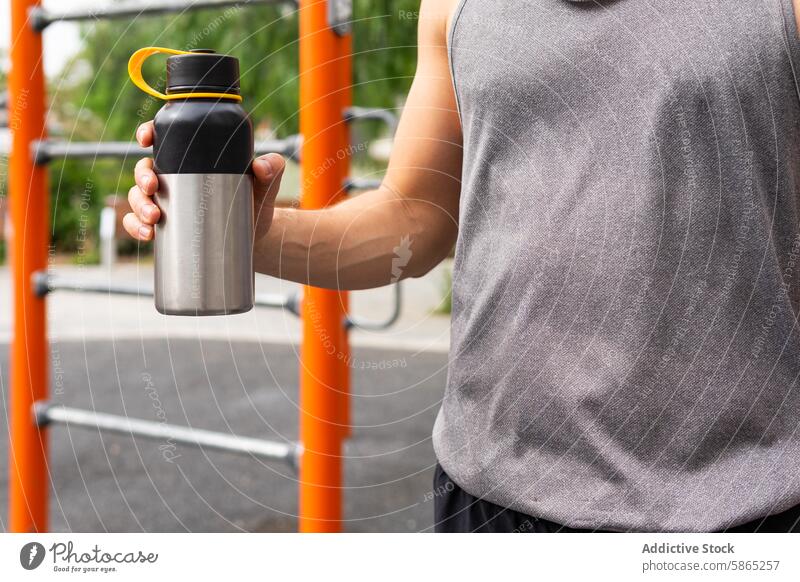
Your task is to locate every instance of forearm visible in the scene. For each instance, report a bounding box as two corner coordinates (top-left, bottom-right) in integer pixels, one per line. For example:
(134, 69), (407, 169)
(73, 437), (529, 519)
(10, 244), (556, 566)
(255, 185), (452, 290)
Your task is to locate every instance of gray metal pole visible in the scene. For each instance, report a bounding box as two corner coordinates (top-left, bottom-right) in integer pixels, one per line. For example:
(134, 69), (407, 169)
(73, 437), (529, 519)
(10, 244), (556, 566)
(32, 141), (149, 164)
(344, 177), (382, 192)
(34, 402), (300, 469)
(32, 270), (300, 313)
(31, 135), (302, 165)
(32, 271), (152, 298)
(346, 282), (403, 331)
(343, 106), (399, 135)
(99, 206), (119, 270)
(29, 0), (296, 31)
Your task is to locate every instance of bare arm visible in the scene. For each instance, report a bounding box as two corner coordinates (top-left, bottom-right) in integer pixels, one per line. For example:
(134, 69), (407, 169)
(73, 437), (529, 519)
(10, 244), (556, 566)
(256, 1), (461, 288)
(125, 0), (462, 291)
(795, 0), (800, 31)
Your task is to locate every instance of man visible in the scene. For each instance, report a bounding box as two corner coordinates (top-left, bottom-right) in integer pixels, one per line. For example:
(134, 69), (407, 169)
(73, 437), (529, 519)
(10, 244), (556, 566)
(125, 0), (800, 532)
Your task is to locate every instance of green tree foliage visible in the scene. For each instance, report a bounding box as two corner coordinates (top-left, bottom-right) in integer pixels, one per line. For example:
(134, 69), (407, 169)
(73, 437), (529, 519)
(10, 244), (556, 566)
(46, 1), (419, 252)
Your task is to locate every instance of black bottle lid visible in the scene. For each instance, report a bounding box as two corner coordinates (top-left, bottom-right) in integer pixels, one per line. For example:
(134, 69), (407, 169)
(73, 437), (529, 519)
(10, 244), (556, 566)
(165, 49), (240, 96)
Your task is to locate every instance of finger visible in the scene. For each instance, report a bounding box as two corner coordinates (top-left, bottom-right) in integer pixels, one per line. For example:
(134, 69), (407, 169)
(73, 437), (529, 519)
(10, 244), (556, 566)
(123, 212), (154, 241)
(127, 185), (161, 225)
(252, 153), (286, 204)
(134, 158), (158, 196)
(136, 121), (154, 147)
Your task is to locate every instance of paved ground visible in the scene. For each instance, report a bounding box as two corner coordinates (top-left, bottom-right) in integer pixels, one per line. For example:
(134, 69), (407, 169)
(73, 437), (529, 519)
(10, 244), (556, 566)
(0, 264), (452, 532)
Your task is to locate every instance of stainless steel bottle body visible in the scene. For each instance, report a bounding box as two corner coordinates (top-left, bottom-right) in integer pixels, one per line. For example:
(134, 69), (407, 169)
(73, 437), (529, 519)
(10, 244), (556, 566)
(152, 97), (254, 316)
(154, 173), (254, 315)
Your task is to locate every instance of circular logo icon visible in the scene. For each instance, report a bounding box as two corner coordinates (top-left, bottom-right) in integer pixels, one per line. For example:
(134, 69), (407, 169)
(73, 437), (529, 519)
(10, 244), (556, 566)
(20, 542), (46, 570)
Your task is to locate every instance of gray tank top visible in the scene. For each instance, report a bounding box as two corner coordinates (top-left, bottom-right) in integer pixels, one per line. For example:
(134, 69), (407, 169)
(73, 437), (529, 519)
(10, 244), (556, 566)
(434, 0), (800, 531)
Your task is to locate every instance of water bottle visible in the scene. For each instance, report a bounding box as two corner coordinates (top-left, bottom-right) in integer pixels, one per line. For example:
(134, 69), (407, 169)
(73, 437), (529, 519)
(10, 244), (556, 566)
(128, 47), (254, 315)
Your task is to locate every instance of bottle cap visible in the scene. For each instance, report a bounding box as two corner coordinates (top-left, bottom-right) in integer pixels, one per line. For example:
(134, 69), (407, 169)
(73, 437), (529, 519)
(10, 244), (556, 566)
(166, 49), (241, 96)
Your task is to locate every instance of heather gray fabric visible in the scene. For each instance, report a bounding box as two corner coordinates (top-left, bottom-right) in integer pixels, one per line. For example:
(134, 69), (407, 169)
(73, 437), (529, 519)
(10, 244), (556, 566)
(434, 0), (800, 532)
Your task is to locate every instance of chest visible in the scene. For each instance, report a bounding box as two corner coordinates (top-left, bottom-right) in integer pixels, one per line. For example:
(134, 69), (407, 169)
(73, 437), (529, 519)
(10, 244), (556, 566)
(450, 0), (797, 127)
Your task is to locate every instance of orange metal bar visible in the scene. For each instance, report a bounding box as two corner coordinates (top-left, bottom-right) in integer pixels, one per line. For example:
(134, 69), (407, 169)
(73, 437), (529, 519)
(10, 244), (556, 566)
(8, 0), (50, 533)
(298, 0), (352, 533)
(337, 28), (353, 439)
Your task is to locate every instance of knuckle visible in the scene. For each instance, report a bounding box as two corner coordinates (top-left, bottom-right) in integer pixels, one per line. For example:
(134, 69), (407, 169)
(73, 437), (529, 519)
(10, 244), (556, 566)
(122, 215), (136, 234)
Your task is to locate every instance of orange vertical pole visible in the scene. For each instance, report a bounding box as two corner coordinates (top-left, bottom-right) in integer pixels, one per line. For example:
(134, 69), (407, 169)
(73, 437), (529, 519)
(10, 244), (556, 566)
(298, 0), (351, 533)
(337, 25), (353, 439)
(8, 0), (50, 532)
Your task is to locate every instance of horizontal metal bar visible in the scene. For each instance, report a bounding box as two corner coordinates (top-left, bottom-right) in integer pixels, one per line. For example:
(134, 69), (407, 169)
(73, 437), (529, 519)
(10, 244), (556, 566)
(28, 0), (294, 32)
(256, 291), (300, 315)
(344, 177), (382, 192)
(263, 133), (303, 163)
(33, 270), (395, 330)
(33, 271), (300, 315)
(346, 282), (402, 331)
(35, 402), (299, 469)
(32, 271), (151, 298)
(32, 140), (148, 163)
(343, 106), (399, 134)
(31, 135), (302, 165)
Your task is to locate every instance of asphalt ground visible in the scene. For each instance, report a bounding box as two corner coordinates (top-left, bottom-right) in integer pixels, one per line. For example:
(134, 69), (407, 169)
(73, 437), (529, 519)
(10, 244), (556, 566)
(0, 338), (448, 532)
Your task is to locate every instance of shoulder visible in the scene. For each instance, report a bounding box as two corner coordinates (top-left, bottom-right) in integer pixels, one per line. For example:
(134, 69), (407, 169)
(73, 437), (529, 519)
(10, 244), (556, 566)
(418, 0), (462, 45)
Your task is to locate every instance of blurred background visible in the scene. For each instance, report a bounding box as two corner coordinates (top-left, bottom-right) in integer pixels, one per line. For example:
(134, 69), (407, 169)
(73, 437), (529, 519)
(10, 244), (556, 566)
(0, 0), (455, 532)
(0, 0), (423, 263)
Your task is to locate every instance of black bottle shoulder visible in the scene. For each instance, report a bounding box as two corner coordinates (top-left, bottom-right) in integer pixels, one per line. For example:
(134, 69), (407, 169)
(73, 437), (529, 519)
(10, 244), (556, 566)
(153, 99), (253, 175)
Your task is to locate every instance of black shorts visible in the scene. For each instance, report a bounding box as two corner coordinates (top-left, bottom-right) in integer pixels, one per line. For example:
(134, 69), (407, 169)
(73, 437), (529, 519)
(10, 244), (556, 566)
(433, 463), (800, 533)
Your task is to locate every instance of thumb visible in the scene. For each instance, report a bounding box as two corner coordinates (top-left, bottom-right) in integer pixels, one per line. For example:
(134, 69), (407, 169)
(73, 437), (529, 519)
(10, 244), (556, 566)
(252, 153), (286, 205)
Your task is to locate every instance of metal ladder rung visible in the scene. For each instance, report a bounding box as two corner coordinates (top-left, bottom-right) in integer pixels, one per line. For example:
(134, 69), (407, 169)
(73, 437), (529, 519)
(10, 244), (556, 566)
(34, 402), (300, 470)
(28, 0), (295, 32)
(29, 135), (302, 164)
(32, 271), (300, 315)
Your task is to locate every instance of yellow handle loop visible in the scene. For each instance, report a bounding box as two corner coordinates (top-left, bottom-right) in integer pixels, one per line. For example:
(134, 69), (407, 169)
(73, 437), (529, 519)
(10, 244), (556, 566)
(128, 47), (242, 102)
